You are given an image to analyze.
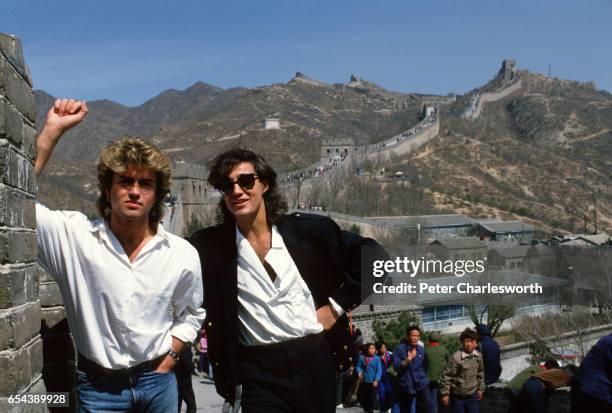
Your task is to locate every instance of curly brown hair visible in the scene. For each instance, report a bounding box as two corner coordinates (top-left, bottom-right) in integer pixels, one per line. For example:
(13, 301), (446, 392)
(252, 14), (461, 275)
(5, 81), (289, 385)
(208, 148), (287, 225)
(96, 137), (171, 228)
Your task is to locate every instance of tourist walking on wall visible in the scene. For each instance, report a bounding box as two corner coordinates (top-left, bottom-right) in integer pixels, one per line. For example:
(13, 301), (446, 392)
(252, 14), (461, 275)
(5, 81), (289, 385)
(440, 328), (485, 413)
(425, 331), (449, 413)
(357, 343), (383, 413)
(35, 99), (205, 412)
(378, 342), (394, 412)
(198, 328), (212, 378)
(475, 324), (502, 385)
(393, 325), (433, 413)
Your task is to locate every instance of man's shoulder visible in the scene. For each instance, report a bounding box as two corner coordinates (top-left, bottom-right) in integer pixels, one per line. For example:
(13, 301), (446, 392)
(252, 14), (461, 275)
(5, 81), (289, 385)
(283, 211), (335, 224)
(451, 350), (463, 362)
(35, 202), (99, 235)
(188, 223), (230, 244)
(280, 212), (339, 234)
(36, 202), (92, 225)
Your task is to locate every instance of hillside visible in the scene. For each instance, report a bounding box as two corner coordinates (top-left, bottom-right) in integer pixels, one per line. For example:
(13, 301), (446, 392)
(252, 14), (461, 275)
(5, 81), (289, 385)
(376, 69), (612, 235)
(34, 62), (612, 235)
(35, 73), (425, 212)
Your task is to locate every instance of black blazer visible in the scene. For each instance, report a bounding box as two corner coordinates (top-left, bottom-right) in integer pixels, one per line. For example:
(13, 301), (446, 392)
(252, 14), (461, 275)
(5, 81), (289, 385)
(188, 212), (385, 402)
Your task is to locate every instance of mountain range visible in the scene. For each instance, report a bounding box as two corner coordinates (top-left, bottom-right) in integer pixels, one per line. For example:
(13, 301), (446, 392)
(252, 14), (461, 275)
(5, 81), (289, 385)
(34, 62), (611, 235)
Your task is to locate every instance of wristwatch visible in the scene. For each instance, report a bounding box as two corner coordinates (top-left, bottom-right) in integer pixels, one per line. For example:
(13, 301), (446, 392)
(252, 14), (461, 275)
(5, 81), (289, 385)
(168, 349), (180, 362)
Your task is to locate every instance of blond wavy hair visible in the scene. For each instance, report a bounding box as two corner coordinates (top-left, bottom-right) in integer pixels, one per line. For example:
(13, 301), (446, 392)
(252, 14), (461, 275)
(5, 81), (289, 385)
(96, 137), (171, 227)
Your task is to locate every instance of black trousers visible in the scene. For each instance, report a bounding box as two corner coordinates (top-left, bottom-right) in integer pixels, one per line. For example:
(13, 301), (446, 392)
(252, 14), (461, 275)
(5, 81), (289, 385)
(359, 382), (377, 413)
(177, 375), (197, 413)
(238, 332), (336, 413)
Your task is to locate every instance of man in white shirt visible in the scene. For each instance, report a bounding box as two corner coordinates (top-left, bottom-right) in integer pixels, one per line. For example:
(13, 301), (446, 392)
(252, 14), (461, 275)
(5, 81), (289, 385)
(35, 98), (205, 412)
(189, 148), (386, 412)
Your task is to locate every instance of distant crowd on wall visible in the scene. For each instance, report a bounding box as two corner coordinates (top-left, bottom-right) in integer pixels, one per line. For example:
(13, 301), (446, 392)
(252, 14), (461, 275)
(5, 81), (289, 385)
(374, 108), (438, 150)
(285, 150), (350, 183)
(284, 106), (439, 185)
(339, 324), (611, 413)
(461, 93), (481, 119)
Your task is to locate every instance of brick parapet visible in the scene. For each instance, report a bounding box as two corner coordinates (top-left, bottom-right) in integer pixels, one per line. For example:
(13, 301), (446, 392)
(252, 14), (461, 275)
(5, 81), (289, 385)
(0, 32), (47, 403)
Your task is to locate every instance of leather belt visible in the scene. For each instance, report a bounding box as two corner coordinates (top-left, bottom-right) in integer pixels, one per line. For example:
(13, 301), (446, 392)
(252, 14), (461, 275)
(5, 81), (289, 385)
(77, 352), (167, 379)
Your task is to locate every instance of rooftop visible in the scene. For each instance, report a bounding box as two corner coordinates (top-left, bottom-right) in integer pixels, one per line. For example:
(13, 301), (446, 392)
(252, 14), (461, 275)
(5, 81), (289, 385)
(368, 214), (474, 228)
(491, 245), (532, 259)
(584, 233), (611, 244)
(477, 221), (535, 234)
(430, 237), (486, 250)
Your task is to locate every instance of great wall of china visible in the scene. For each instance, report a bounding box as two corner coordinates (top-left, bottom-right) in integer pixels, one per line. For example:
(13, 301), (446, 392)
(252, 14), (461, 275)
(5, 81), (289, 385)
(3, 35), (560, 412)
(461, 59), (523, 120)
(280, 111), (440, 186)
(162, 59), (533, 235)
(164, 106), (442, 236)
(461, 78), (523, 120)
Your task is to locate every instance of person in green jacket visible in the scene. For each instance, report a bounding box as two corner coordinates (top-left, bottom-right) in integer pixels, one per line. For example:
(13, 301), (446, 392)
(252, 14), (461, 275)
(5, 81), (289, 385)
(505, 360), (560, 412)
(425, 331), (448, 413)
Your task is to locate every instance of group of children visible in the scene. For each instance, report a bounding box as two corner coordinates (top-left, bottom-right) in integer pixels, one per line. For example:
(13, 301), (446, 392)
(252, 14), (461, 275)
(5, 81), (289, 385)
(354, 326), (485, 413)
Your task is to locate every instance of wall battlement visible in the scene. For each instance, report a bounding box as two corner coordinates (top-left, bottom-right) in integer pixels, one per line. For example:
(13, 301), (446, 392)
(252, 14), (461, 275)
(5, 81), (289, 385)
(0, 32), (48, 412)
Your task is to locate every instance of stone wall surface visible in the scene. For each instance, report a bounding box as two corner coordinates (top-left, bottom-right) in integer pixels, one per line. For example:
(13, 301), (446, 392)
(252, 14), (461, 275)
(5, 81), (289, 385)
(40, 266), (76, 413)
(169, 161), (212, 236)
(0, 32), (48, 413)
(480, 385), (571, 413)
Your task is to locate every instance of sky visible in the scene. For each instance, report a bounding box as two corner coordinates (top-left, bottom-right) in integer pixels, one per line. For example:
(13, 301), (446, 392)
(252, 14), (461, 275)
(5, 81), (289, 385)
(3, 0), (612, 106)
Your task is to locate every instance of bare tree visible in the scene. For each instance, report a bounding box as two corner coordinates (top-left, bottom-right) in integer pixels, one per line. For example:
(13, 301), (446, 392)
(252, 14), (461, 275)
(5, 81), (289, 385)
(464, 270), (523, 337)
(467, 303), (516, 338)
(511, 307), (612, 361)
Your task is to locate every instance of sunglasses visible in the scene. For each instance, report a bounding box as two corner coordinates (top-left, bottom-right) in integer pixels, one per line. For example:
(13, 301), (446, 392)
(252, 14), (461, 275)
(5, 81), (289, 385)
(217, 173), (259, 195)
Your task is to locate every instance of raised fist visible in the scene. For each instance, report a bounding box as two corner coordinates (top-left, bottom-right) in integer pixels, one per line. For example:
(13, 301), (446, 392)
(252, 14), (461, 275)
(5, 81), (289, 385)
(45, 98), (89, 134)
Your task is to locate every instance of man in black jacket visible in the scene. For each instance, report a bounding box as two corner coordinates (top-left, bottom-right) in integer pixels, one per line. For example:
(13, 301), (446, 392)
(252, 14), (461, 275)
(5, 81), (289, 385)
(189, 148), (385, 412)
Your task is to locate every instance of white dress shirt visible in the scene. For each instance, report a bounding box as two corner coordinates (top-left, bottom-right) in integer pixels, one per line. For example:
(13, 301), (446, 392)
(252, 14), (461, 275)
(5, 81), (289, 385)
(236, 225), (343, 346)
(35, 203), (205, 369)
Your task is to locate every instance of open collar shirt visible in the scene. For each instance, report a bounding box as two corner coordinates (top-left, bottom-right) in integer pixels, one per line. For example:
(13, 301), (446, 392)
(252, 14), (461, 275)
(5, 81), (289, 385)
(35, 203), (205, 369)
(235, 225), (343, 346)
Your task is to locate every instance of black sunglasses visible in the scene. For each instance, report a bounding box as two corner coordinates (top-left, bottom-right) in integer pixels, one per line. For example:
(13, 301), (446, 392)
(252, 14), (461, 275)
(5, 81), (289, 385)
(218, 173), (259, 195)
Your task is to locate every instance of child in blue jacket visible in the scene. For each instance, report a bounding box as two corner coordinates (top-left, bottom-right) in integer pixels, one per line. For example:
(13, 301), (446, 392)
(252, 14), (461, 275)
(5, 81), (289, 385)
(357, 343), (383, 413)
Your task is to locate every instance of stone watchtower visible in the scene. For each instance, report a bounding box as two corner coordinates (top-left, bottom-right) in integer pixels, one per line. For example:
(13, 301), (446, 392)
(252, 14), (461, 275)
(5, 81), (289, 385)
(0, 33), (47, 411)
(498, 59), (518, 86)
(170, 161), (213, 236)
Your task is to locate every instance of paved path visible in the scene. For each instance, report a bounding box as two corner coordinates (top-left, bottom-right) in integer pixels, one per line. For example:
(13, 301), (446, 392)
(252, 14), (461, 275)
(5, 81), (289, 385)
(179, 373), (224, 412)
(181, 372), (364, 412)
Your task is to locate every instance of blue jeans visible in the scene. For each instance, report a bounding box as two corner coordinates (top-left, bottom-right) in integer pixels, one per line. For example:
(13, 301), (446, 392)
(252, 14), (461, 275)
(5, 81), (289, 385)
(398, 387), (433, 413)
(450, 392), (479, 413)
(77, 369), (178, 413)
